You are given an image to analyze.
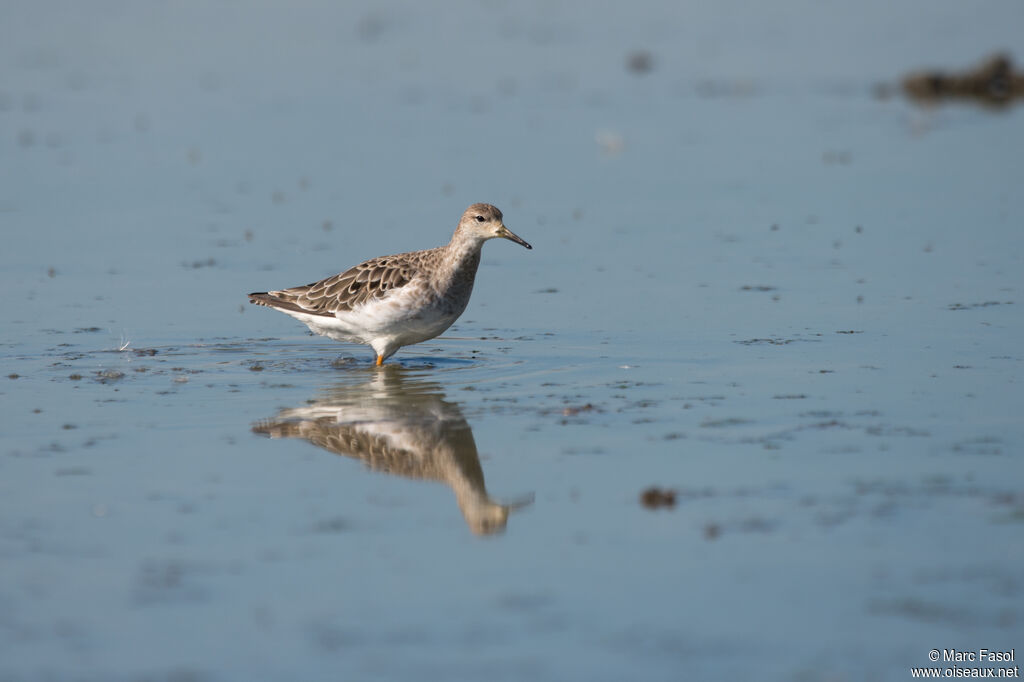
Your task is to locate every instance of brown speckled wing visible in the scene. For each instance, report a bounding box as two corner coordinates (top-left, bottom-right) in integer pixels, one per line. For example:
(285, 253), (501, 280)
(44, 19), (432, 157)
(258, 254), (424, 316)
(252, 417), (451, 481)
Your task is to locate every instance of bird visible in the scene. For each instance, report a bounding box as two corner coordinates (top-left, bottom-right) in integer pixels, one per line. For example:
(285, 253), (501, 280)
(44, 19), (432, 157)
(248, 203), (531, 365)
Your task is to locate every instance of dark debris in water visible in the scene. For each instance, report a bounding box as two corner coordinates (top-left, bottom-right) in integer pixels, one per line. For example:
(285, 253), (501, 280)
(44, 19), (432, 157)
(561, 403), (596, 417)
(865, 425), (930, 438)
(640, 487), (676, 510)
(735, 338), (797, 346)
(699, 516), (777, 540)
(700, 417), (753, 428)
(95, 369), (125, 383)
(902, 53), (1024, 108)
(947, 301), (1012, 311)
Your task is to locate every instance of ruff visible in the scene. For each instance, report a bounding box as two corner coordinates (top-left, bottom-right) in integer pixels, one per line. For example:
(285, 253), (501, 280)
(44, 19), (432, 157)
(249, 203), (531, 364)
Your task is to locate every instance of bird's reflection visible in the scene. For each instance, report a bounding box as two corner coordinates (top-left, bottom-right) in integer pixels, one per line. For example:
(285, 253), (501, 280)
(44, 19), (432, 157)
(252, 365), (532, 535)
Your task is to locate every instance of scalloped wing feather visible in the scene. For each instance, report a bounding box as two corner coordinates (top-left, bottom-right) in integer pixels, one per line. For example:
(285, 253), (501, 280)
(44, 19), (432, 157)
(268, 255), (420, 315)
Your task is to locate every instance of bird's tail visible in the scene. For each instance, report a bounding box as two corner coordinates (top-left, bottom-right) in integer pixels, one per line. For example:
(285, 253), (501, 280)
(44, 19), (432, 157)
(248, 292), (276, 307)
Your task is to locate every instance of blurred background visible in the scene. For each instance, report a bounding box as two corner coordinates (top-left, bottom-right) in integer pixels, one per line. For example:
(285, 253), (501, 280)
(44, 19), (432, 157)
(2, 2), (1023, 681)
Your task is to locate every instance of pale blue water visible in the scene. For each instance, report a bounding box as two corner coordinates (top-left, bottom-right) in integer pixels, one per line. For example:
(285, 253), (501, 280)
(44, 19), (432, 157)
(2, 2), (1023, 681)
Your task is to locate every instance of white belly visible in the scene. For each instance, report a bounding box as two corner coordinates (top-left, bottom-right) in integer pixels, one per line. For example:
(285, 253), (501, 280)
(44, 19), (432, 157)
(281, 285), (467, 358)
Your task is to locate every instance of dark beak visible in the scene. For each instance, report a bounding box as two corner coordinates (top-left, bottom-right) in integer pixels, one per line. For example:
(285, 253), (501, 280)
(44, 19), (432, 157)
(500, 225), (532, 250)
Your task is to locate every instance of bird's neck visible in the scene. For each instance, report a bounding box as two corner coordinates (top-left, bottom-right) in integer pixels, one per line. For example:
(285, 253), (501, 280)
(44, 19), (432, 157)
(435, 232), (484, 288)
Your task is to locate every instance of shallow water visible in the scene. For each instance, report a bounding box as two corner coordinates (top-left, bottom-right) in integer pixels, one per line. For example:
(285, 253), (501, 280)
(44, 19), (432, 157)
(3, 2), (1024, 681)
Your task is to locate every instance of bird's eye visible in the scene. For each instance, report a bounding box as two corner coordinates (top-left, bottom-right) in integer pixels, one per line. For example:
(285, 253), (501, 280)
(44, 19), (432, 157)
(474, 215), (485, 222)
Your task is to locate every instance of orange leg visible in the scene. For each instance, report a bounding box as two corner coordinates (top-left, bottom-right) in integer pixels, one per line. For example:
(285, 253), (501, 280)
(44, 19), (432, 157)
(375, 354), (384, 366)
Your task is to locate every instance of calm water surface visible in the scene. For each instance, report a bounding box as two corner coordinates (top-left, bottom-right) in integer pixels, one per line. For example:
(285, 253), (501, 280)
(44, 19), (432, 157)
(2, 2), (1023, 680)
